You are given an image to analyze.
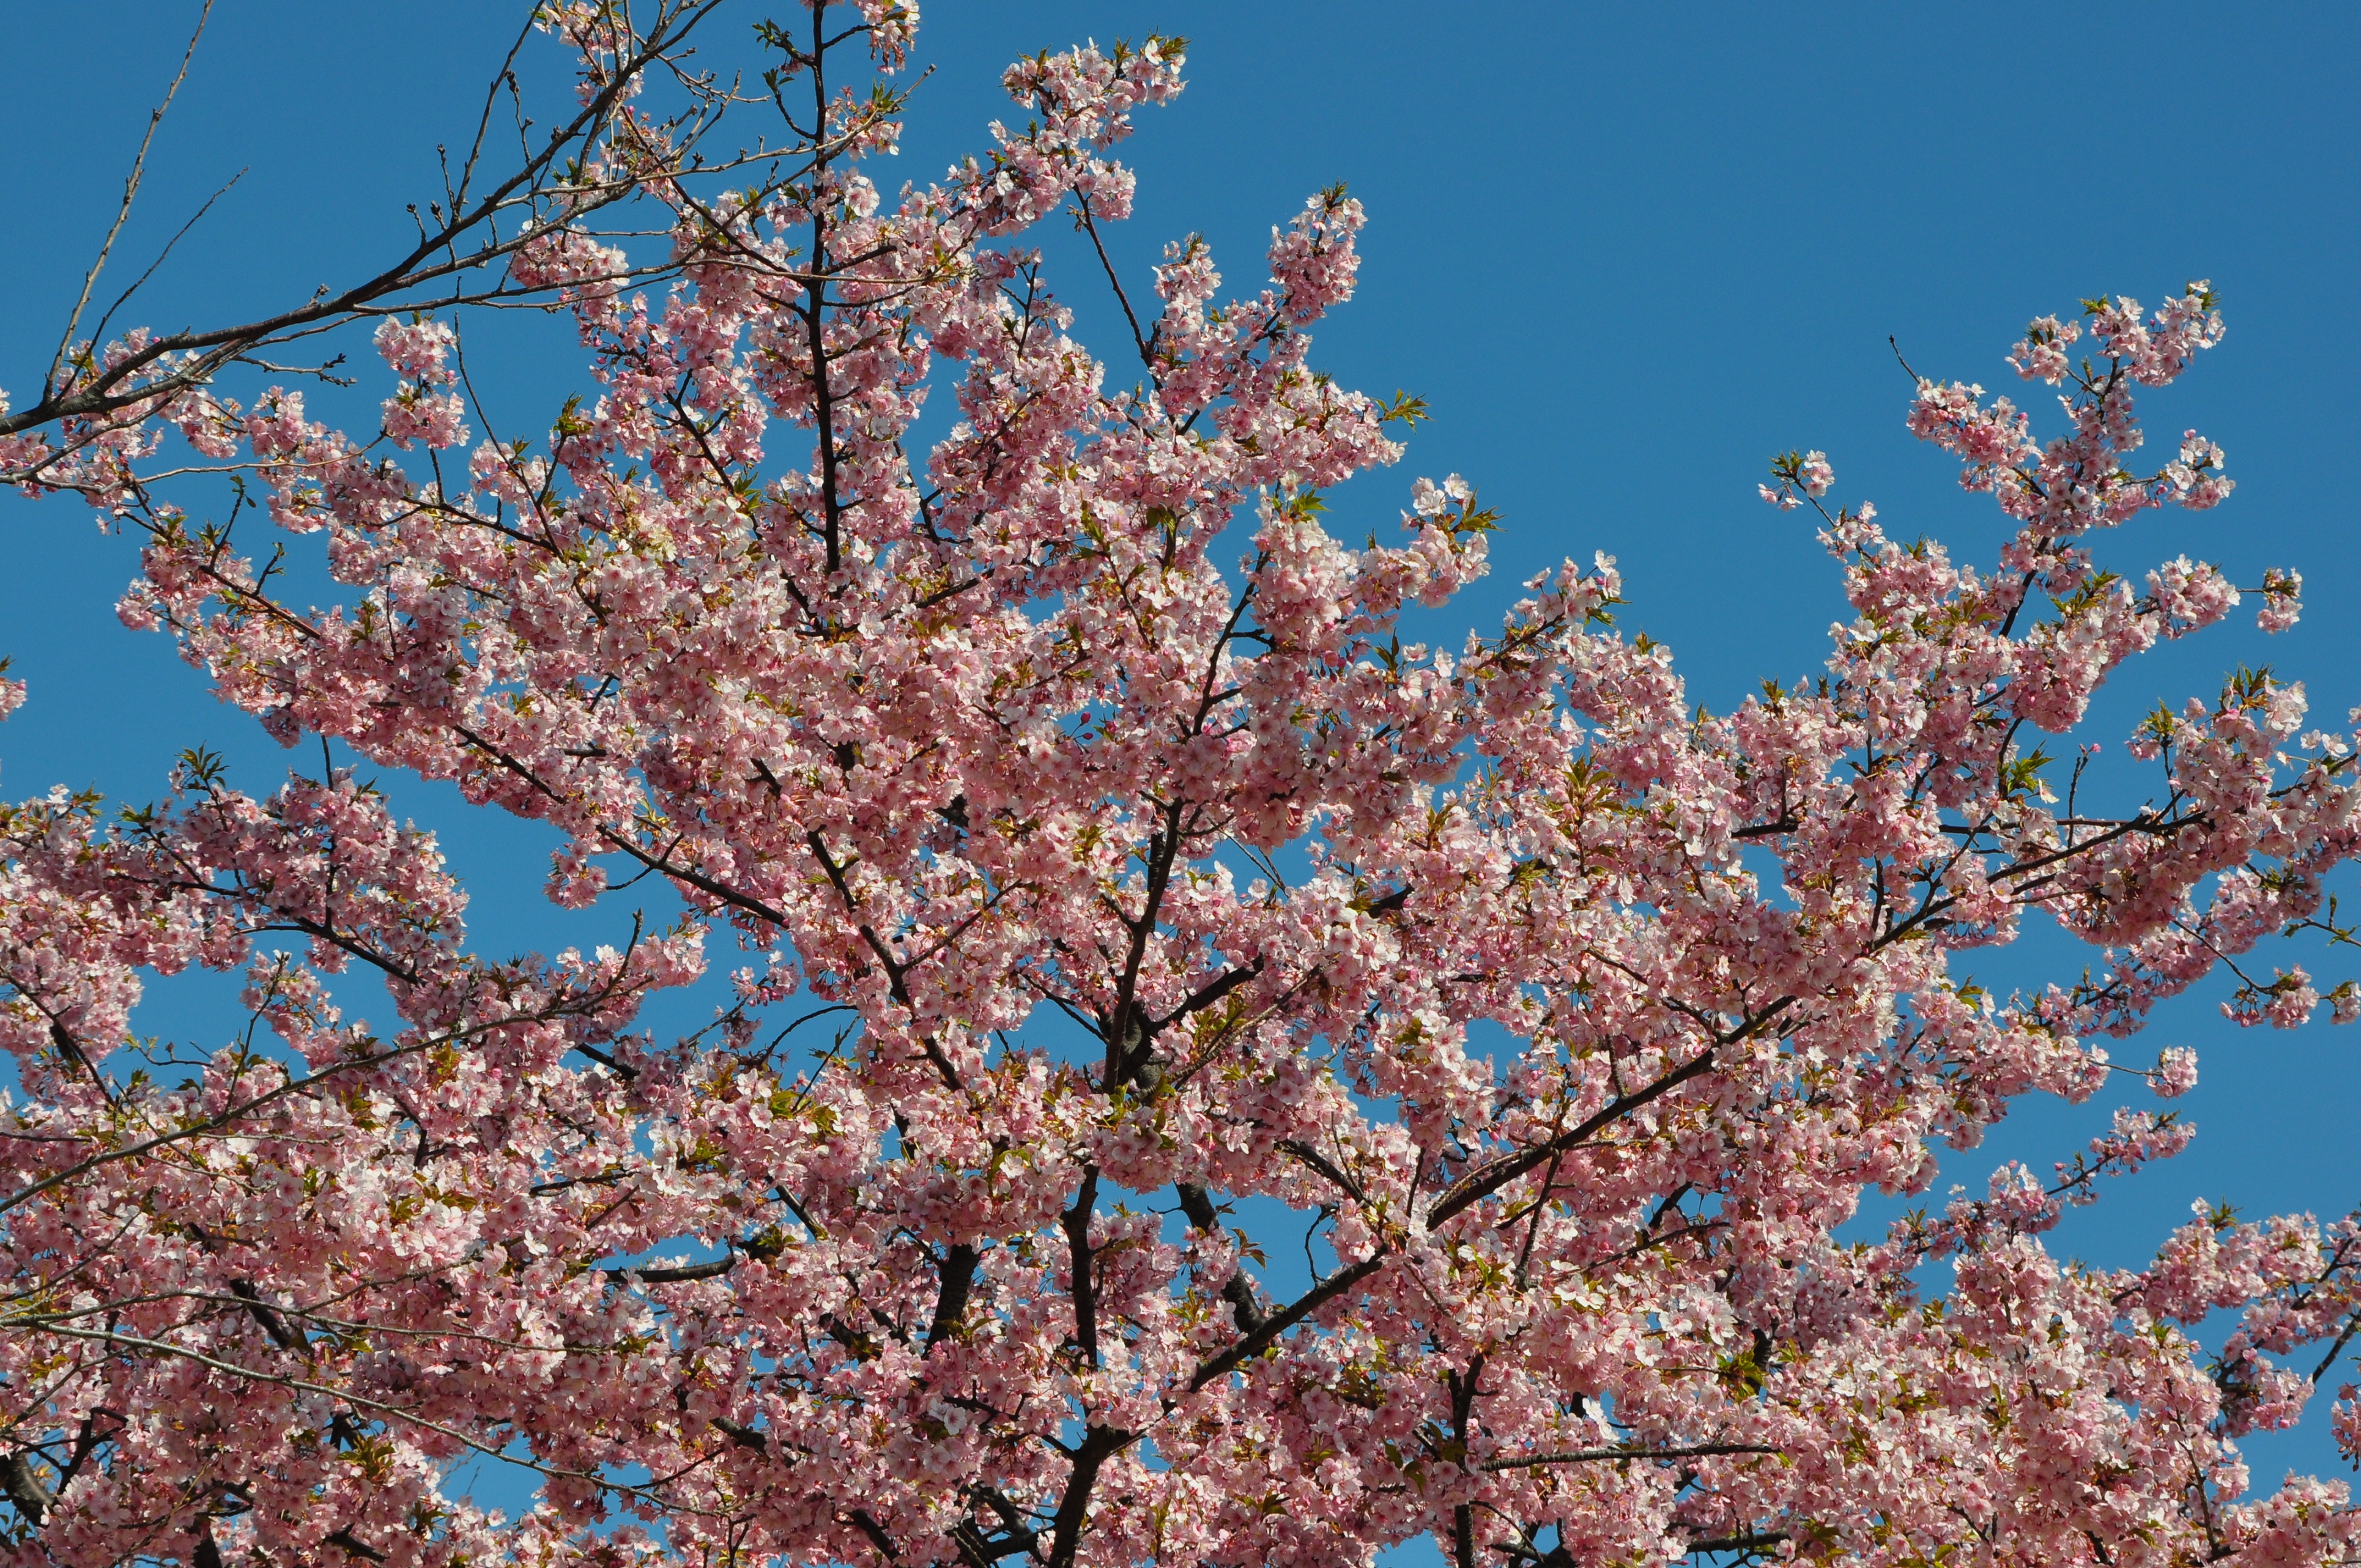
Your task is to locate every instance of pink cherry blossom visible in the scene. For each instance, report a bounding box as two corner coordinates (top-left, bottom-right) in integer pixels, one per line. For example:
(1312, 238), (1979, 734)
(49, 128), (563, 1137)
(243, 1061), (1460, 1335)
(2152, 1044), (2201, 1097)
(0, 12), (2357, 1568)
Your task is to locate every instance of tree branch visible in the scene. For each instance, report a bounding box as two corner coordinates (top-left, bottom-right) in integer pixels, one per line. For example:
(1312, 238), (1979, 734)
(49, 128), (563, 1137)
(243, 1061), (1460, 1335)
(1187, 1252), (1387, 1391)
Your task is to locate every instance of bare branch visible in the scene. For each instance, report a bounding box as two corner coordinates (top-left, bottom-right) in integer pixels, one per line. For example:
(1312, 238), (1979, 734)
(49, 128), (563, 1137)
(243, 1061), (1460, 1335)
(47, 0), (216, 398)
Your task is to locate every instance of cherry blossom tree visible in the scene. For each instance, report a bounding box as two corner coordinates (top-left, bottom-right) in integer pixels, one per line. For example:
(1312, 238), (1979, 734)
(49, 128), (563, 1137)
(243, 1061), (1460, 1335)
(3, 6), (2359, 1567)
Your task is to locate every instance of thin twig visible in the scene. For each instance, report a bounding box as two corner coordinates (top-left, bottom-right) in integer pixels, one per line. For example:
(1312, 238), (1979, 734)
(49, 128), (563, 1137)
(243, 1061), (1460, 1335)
(48, 0), (215, 397)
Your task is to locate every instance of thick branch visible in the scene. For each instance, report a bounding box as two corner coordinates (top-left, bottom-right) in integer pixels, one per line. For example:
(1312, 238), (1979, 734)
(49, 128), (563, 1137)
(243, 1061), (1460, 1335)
(1481, 1442), (1780, 1471)
(1064, 1167), (1101, 1367)
(1177, 1181), (1266, 1334)
(603, 1256), (737, 1284)
(1044, 1424), (1133, 1568)
(1428, 999), (1796, 1231)
(227, 1279), (306, 1353)
(1187, 1252), (1387, 1391)
(925, 1243), (980, 1352)
(0, 1452), (52, 1526)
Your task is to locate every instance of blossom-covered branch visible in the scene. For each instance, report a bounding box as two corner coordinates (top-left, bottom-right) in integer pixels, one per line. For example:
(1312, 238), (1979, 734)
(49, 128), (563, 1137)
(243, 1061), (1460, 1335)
(2, 5), (2357, 1567)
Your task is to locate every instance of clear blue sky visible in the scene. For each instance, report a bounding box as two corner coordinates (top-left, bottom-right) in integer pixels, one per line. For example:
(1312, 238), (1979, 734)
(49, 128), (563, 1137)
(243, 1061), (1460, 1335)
(3, 0), (2357, 1544)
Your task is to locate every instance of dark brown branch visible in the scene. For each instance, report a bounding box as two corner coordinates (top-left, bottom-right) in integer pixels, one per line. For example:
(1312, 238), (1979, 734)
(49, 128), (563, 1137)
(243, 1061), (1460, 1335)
(325, 1526), (388, 1561)
(1063, 1167), (1102, 1367)
(1481, 1442), (1780, 1471)
(1187, 1252), (1387, 1391)
(603, 1255), (737, 1284)
(45, 1018), (117, 1106)
(1730, 818), (1798, 840)
(1072, 198), (1152, 369)
(1, 994), (638, 1221)
(1431, 1046), (1713, 1229)
(0, 1451), (53, 1526)
(570, 1043), (639, 1081)
(925, 1243), (980, 1352)
(1448, 1355), (1484, 1568)
(713, 1416), (768, 1452)
(1428, 996), (1798, 1230)
(1147, 959), (1264, 1036)
(227, 1279), (306, 1353)
(1684, 1531), (1790, 1557)
(1176, 1181), (1266, 1334)
(1045, 1424), (1135, 1568)
(956, 1484), (1040, 1566)
(1103, 800), (1189, 1089)
(2311, 1303), (2361, 1384)
(849, 1508), (902, 1562)
(1277, 1139), (1369, 1205)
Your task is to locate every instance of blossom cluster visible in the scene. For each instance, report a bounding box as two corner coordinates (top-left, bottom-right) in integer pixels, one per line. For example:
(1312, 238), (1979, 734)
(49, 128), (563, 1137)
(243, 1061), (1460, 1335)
(1, 9), (2356, 1568)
